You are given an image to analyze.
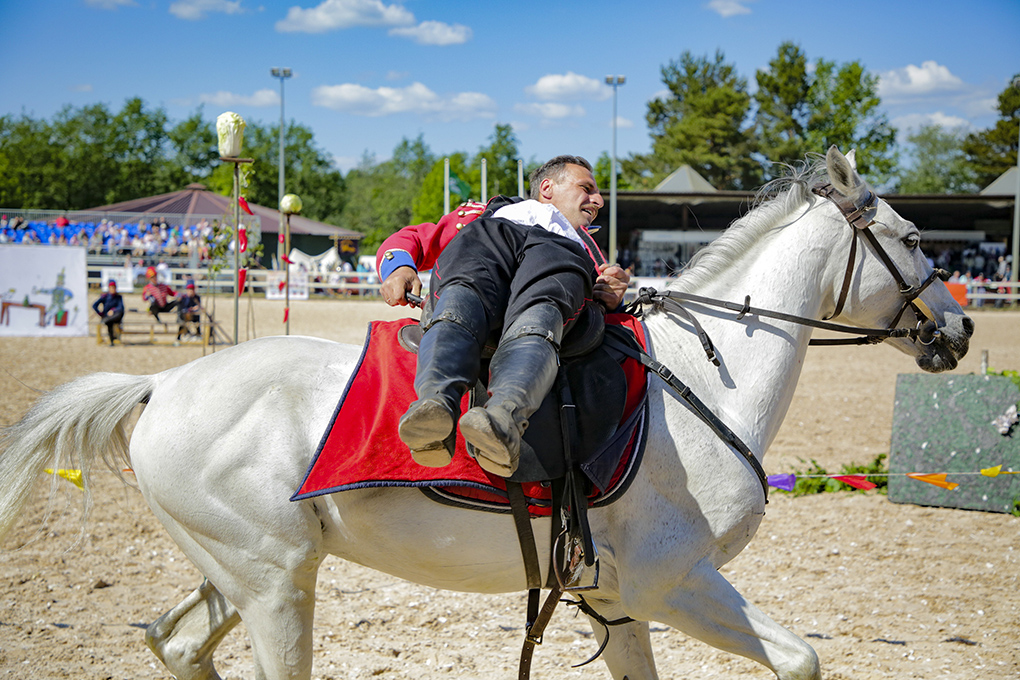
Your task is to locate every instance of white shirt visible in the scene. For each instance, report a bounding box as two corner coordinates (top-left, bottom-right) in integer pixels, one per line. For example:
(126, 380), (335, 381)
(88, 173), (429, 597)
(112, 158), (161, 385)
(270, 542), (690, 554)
(491, 200), (584, 248)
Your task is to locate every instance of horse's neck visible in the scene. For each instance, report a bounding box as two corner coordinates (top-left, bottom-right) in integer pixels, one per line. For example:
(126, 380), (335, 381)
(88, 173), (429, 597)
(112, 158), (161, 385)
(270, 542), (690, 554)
(647, 218), (837, 457)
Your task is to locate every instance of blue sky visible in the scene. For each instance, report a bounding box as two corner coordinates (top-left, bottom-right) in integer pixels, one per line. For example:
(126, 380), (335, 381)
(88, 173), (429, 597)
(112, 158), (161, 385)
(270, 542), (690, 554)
(3, 0), (1018, 176)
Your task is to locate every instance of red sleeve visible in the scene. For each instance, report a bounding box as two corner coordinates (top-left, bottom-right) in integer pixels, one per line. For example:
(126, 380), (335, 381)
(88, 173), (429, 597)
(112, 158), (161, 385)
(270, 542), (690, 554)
(376, 202), (486, 279)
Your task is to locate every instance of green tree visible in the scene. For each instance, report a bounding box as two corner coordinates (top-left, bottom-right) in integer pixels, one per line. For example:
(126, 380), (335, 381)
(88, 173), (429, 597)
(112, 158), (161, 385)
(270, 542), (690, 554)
(206, 120), (346, 224)
(0, 113), (66, 208)
(340, 136), (434, 251)
(411, 153), (471, 225)
(896, 125), (976, 194)
(594, 151), (631, 193)
(963, 75), (1020, 189)
(633, 50), (760, 190)
(754, 43), (897, 182)
(753, 42), (812, 168)
(470, 123), (521, 198)
(803, 59), (897, 183)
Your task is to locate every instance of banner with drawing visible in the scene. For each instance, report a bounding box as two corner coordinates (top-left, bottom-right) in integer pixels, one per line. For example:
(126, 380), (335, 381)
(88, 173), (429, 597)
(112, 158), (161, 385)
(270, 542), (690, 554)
(0, 245), (89, 337)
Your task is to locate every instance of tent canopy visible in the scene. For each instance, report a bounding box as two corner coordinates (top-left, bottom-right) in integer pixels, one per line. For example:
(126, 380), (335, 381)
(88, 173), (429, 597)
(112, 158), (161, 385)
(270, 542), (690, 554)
(85, 183), (363, 239)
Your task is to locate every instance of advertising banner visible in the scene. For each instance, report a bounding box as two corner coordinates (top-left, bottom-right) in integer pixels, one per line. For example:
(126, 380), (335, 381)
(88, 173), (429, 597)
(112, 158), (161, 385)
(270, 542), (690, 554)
(0, 245), (89, 337)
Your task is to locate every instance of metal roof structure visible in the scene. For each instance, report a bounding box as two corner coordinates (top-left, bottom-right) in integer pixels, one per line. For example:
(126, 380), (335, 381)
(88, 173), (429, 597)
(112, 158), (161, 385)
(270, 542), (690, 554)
(85, 183), (362, 239)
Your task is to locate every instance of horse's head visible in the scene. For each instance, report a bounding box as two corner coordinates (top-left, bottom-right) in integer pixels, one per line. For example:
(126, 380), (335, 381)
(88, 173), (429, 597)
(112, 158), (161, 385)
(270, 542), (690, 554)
(820, 146), (972, 372)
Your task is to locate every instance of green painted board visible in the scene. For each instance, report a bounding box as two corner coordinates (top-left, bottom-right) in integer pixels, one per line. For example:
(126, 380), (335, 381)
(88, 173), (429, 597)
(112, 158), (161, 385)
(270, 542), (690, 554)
(888, 374), (1020, 514)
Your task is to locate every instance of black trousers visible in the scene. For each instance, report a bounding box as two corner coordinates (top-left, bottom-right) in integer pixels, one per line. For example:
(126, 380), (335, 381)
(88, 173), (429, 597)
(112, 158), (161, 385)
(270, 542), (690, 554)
(430, 218), (595, 343)
(100, 312), (123, 340)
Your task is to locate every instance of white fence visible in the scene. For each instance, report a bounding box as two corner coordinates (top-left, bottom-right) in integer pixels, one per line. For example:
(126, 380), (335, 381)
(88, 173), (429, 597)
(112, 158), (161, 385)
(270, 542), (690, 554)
(964, 279), (1020, 307)
(88, 267), (384, 298)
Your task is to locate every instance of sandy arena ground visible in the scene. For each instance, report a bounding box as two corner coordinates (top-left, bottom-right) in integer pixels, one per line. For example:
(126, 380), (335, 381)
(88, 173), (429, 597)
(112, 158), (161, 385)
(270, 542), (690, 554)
(1, 296), (1018, 680)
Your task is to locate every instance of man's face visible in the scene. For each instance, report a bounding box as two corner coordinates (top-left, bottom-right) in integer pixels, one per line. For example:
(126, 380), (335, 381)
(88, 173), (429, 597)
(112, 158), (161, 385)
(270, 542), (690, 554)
(541, 164), (604, 230)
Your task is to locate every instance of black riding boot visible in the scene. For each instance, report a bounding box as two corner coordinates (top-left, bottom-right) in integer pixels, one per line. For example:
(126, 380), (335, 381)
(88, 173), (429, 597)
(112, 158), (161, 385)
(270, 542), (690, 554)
(459, 304), (562, 477)
(398, 286), (488, 467)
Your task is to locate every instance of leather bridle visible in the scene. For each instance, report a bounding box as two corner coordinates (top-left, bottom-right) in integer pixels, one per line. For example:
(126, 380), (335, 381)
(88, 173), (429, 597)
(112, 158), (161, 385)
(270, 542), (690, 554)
(811, 182), (947, 346)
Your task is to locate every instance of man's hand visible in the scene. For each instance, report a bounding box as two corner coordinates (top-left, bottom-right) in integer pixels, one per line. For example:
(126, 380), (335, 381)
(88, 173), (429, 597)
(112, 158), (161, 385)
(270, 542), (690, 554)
(593, 263), (630, 311)
(380, 266), (422, 306)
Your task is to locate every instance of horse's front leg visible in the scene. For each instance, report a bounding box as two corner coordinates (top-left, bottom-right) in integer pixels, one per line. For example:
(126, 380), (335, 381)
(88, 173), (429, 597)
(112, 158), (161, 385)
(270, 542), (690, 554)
(577, 596), (658, 680)
(622, 558), (820, 680)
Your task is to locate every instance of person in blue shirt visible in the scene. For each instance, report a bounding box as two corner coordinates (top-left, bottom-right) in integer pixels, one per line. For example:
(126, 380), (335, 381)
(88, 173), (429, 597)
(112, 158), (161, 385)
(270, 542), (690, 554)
(92, 280), (125, 346)
(176, 281), (202, 342)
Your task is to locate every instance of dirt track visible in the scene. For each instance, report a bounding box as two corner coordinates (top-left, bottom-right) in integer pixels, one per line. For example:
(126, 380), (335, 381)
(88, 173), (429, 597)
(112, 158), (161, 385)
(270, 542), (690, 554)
(1, 298), (1018, 680)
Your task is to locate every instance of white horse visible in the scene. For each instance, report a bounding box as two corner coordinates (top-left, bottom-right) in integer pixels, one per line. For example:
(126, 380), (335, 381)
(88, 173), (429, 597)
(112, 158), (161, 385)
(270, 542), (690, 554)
(0, 148), (971, 680)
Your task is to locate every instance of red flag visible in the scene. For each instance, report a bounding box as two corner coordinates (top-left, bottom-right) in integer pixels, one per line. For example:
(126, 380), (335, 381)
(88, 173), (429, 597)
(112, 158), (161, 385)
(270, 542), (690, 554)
(239, 225), (248, 253)
(278, 280), (286, 292)
(239, 196), (254, 215)
(284, 308), (289, 323)
(279, 232), (285, 243)
(238, 268), (247, 296)
(831, 475), (877, 490)
(282, 255), (294, 265)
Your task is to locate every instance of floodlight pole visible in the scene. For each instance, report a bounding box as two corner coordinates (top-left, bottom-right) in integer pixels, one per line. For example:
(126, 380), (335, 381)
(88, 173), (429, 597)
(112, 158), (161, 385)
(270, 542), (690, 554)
(444, 158), (450, 214)
(605, 75), (625, 264)
(271, 67), (292, 267)
(1012, 77), (1020, 288)
(481, 158), (488, 204)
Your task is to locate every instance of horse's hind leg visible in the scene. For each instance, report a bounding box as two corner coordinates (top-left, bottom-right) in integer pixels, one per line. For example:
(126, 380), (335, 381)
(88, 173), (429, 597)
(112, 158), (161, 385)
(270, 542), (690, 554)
(146, 579), (241, 680)
(625, 560), (821, 680)
(579, 598), (659, 680)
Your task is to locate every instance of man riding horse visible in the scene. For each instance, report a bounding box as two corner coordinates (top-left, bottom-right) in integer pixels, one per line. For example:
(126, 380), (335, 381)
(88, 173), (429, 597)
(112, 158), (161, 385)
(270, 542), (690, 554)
(377, 155), (631, 477)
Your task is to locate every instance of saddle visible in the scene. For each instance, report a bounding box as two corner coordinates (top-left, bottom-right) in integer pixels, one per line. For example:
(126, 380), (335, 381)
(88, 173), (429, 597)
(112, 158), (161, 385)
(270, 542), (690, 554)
(399, 320), (632, 486)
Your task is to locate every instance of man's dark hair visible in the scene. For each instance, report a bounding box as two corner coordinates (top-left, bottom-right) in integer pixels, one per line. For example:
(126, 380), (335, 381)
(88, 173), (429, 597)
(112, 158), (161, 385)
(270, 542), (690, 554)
(528, 155), (593, 199)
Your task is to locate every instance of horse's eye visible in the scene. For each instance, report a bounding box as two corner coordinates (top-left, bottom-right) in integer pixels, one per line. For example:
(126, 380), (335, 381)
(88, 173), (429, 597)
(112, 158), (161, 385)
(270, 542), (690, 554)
(903, 234), (920, 249)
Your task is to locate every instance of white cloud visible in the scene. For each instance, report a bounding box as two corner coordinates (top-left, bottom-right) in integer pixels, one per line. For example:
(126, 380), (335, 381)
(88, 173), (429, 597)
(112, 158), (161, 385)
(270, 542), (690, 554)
(891, 111), (971, 134)
(526, 72), (609, 101)
(707, 0), (754, 18)
(170, 0), (243, 20)
(514, 102), (586, 120)
(70, 84), (94, 93)
(388, 20), (471, 45)
(878, 61), (965, 99)
(85, 0), (135, 9)
(276, 0), (413, 33)
(612, 116), (634, 129)
(386, 70), (409, 81)
(199, 89), (280, 107)
(311, 82), (496, 121)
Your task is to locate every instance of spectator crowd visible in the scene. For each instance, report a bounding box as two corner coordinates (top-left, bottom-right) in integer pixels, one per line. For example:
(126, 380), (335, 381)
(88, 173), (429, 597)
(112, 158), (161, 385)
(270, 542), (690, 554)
(0, 215), (224, 261)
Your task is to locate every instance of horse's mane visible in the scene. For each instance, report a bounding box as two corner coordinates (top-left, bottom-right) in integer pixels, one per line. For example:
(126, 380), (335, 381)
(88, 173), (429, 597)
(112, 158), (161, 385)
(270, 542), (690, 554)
(665, 155), (830, 294)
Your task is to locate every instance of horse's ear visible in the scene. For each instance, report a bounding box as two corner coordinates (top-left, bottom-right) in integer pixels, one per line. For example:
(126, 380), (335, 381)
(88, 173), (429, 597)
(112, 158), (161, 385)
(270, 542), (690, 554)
(826, 145), (861, 195)
(845, 149), (857, 170)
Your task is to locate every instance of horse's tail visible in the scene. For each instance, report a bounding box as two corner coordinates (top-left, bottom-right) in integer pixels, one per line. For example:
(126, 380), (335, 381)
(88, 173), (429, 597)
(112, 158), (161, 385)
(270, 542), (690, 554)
(0, 372), (156, 544)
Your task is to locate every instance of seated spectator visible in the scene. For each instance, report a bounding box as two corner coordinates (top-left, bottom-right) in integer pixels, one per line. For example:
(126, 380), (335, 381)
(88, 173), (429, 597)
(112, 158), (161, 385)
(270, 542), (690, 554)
(141, 266), (178, 322)
(92, 280), (125, 346)
(176, 281), (202, 342)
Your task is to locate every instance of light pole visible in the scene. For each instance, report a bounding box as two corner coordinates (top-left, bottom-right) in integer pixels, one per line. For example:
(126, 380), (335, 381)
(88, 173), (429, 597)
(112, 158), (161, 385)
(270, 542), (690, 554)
(605, 75), (625, 264)
(271, 67), (292, 266)
(1011, 77), (1020, 287)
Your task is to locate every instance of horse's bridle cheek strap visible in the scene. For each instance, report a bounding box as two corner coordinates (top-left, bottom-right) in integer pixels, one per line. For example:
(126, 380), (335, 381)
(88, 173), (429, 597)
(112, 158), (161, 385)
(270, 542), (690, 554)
(813, 182), (946, 342)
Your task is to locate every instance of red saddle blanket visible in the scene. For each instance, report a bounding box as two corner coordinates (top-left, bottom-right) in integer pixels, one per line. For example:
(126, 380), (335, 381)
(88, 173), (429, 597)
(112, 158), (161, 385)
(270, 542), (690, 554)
(291, 314), (648, 514)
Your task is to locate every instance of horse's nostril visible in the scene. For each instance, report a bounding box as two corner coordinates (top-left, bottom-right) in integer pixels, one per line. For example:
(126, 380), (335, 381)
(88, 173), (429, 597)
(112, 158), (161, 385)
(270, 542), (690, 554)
(962, 316), (975, 336)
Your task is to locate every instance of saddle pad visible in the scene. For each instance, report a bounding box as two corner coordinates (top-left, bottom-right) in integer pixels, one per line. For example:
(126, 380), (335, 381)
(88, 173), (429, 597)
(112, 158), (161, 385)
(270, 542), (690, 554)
(291, 315), (649, 514)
